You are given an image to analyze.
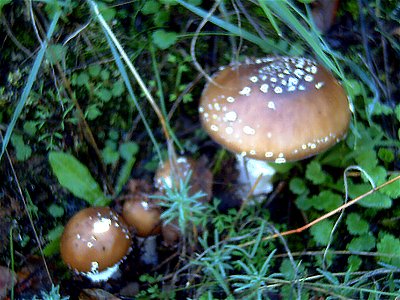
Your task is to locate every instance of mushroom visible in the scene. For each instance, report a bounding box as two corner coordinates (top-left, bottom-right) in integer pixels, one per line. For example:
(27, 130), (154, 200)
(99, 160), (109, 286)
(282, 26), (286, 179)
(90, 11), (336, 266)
(199, 56), (351, 197)
(60, 207), (132, 282)
(311, 0), (340, 33)
(161, 221), (181, 248)
(154, 156), (213, 244)
(154, 156), (213, 203)
(122, 197), (161, 265)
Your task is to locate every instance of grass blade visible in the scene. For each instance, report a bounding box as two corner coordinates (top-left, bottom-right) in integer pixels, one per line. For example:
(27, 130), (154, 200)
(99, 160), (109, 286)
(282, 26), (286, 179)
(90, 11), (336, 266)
(176, 0), (286, 53)
(0, 11), (61, 162)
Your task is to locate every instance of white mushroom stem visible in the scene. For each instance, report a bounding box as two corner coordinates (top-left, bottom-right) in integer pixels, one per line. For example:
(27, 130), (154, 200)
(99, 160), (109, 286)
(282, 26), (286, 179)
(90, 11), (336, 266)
(137, 236), (158, 266)
(84, 263), (121, 282)
(235, 154), (276, 200)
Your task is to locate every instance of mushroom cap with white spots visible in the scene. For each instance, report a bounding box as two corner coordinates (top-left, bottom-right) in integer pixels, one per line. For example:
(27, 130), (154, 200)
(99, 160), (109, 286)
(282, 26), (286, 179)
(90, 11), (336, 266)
(122, 198), (161, 238)
(199, 56), (351, 163)
(60, 207), (131, 274)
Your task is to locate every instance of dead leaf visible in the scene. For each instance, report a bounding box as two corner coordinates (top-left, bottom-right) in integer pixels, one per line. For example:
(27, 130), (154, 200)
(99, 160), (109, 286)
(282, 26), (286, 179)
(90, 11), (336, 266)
(79, 288), (121, 300)
(0, 266), (16, 299)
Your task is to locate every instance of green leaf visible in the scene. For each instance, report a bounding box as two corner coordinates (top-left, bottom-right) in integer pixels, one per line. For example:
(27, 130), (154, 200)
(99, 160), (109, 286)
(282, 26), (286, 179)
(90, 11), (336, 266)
(114, 156), (136, 196)
(363, 165), (387, 186)
(0, 0), (12, 12)
(111, 80), (125, 97)
(100, 69), (110, 81)
(152, 29), (178, 50)
(11, 134), (32, 161)
(141, 0), (161, 14)
(346, 213), (369, 235)
(347, 255), (362, 271)
(380, 174), (400, 198)
(279, 259), (305, 280)
(347, 234), (375, 252)
(371, 102), (393, 115)
(97, 2), (116, 22)
(43, 225), (64, 256)
(48, 204), (64, 218)
(46, 224), (64, 241)
(349, 184), (392, 208)
(377, 148), (394, 163)
(154, 11), (170, 27)
(377, 234), (400, 267)
(46, 44), (66, 64)
(310, 220), (334, 246)
(76, 72), (89, 86)
(96, 88), (112, 102)
(295, 195), (313, 211)
(355, 149), (378, 170)
(88, 64), (101, 77)
(85, 104), (102, 120)
(23, 121), (37, 136)
(289, 177), (308, 195)
(395, 104), (400, 122)
(101, 144), (119, 165)
(48, 152), (109, 206)
(312, 190), (342, 211)
(306, 161), (327, 185)
(119, 142), (139, 161)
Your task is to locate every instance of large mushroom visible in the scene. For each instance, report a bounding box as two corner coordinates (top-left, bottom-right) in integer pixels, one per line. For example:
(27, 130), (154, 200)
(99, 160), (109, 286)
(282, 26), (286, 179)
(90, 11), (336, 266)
(60, 207), (132, 282)
(199, 56), (351, 196)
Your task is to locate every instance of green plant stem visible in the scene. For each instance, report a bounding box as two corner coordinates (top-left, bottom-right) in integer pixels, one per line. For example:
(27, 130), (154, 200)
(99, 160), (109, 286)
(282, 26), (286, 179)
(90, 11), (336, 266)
(149, 44), (183, 152)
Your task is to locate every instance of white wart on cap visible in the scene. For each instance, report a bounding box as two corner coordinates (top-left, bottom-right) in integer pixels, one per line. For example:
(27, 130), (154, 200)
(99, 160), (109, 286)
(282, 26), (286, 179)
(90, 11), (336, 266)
(199, 56), (351, 163)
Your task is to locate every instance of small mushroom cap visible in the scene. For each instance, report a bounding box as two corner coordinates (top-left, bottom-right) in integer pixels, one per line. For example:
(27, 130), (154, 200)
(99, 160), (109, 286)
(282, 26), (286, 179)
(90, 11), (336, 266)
(154, 156), (213, 203)
(199, 56), (351, 163)
(60, 207), (131, 274)
(161, 222), (181, 247)
(122, 198), (161, 237)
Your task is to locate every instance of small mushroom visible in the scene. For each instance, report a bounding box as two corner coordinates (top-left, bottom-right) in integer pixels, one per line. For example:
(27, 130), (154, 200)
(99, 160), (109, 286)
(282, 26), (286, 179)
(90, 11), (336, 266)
(199, 56), (351, 196)
(154, 156), (213, 203)
(122, 197), (161, 265)
(60, 207), (132, 282)
(161, 221), (181, 248)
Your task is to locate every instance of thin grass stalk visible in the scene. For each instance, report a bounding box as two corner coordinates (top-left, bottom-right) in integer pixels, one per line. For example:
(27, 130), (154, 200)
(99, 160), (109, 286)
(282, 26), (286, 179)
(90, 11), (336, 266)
(101, 26), (163, 163)
(2, 133), (53, 285)
(261, 1), (343, 77)
(176, 0), (286, 53)
(149, 44), (183, 152)
(239, 173), (400, 247)
(88, 0), (175, 163)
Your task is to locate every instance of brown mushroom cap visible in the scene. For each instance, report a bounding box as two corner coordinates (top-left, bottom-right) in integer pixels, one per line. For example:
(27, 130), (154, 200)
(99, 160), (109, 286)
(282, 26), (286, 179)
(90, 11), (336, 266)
(161, 222), (181, 247)
(60, 207), (131, 273)
(154, 156), (213, 203)
(199, 56), (351, 163)
(122, 198), (161, 237)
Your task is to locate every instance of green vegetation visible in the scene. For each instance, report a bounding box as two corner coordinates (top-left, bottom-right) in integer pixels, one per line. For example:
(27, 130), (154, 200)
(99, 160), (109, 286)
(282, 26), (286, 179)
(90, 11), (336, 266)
(0, 0), (399, 299)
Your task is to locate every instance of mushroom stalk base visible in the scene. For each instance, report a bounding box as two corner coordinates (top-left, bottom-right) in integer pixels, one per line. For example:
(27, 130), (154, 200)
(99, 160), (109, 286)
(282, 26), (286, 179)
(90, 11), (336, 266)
(83, 263), (120, 282)
(138, 236), (158, 266)
(235, 155), (276, 200)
